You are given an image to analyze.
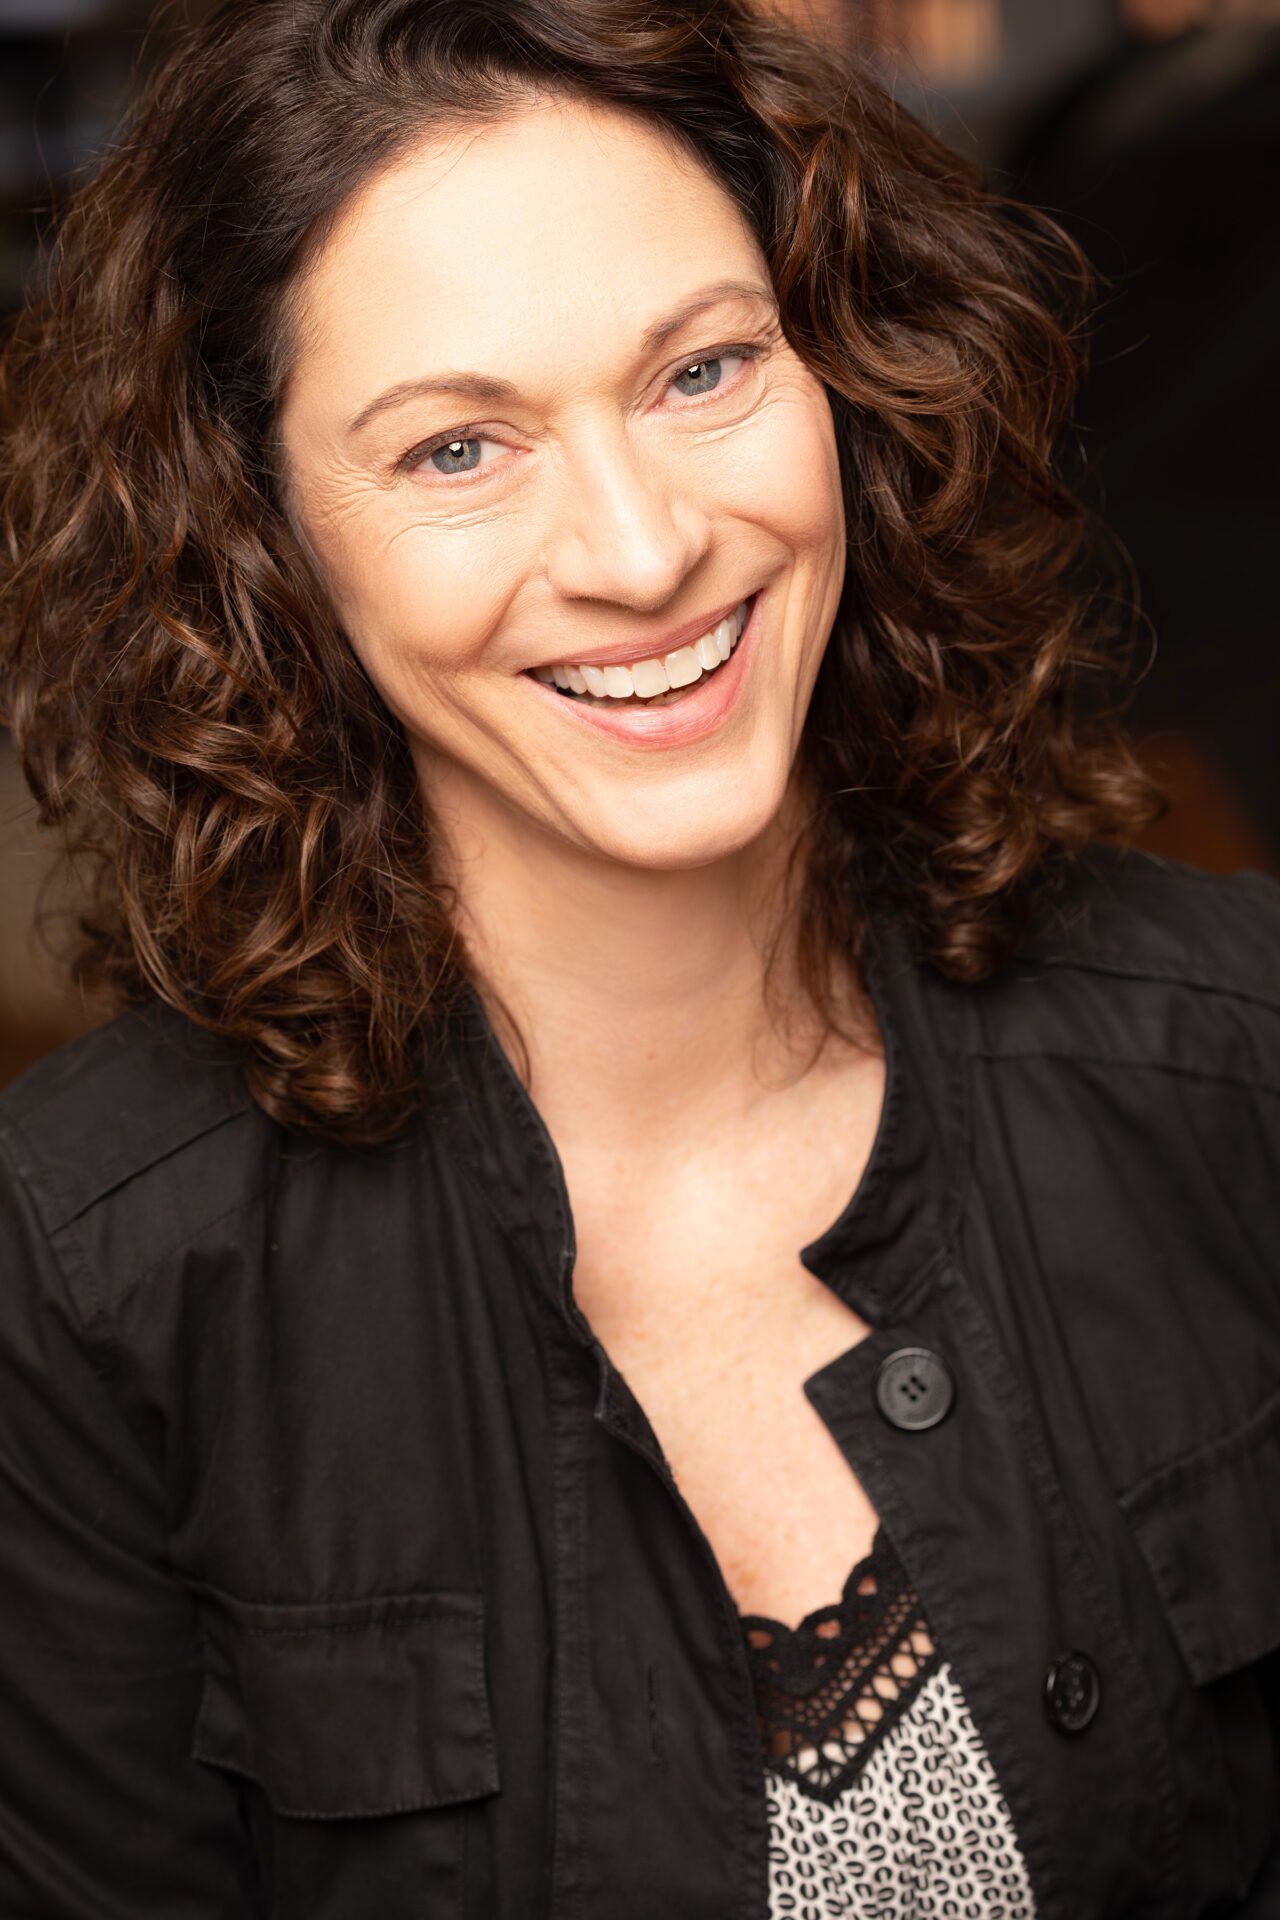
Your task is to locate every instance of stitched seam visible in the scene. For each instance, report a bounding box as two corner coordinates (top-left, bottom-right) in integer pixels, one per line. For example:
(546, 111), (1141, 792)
(3, 1088), (251, 1230)
(467, 1584), (500, 1807)
(820, 930), (960, 1323)
(953, 1262), (1187, 1899)
(233, 1611), (480, 1638)
(1130, 1529), (1280, 1684)
(543, 1319), (589, 1920)
(1013, 960), (1274, 1021)
(805, 1333), (1073, 1912)
(971, 1049), (1280, 1098)
(646, 1664), (668, 1773)
(489, 1033), (576, 1309)
(187, 1745), (491, 1821)
(105, 1188), (272, 1313)
(0, 1127), (121, 1377)
(863, 1415), (1067, 1915)
(192, 1614), (218, 1756)
(450, 1145), (527, 1275)
(184, 1576), (482, 1615)
(1119, 1385), (1280, 1517)
(436, 1035), (575, 1310)
(938, 970), (977, 1263)
(1007, 953), (1280, 1015)
(0, 1017), (157, 1128)
(57, 1088), (249, 1198)
(629, 1373), (759, 1914)
(820, 952), (902, 1311)
(190, 1604), (497, 1817)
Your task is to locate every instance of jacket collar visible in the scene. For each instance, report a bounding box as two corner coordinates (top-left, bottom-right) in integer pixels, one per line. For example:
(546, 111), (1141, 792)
(426, 904), (969, 1337)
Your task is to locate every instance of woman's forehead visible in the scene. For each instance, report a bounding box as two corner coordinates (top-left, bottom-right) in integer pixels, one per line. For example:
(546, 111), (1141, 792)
(282, 98), (766, 416)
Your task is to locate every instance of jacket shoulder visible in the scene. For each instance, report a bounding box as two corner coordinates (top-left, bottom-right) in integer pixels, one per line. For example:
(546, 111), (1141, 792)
(0, 1000), (260, 1238)
(968, 847), (1280, 1084)
(1013, 845), (1280, 1008)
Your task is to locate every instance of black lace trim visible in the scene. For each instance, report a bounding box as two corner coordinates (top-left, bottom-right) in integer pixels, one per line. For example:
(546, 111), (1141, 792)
(739, 1523), (943, 1805)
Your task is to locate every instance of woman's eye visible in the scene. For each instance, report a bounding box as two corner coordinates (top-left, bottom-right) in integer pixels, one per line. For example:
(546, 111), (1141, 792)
(669, 347), (757, 400)
(414, 432), (498, 480)
(402, 343), (762, 482)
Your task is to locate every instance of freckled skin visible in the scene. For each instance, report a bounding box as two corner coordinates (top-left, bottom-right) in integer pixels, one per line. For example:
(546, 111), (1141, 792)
(277, 95), (847, 879)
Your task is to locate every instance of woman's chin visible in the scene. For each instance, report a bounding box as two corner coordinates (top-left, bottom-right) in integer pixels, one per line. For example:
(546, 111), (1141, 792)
(561, 777), (794, 874)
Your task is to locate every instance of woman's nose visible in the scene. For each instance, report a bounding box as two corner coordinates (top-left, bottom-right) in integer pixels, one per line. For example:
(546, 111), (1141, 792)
(544, 426), (713, 608)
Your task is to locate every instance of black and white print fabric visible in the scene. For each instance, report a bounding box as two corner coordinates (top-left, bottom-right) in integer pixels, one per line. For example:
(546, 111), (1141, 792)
(740, 1524), (1037, 1919)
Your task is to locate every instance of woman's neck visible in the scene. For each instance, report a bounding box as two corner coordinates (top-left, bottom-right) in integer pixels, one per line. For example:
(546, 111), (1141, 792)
(429, 762), (873, 1159)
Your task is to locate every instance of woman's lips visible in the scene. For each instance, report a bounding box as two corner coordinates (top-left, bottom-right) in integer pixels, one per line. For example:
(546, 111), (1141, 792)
(521, 591), (761, 753)
(528, 593), (749, 676)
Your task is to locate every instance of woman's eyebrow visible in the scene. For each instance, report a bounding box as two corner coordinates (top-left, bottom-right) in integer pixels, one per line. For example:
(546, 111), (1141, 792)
(344, 278), (778, 437)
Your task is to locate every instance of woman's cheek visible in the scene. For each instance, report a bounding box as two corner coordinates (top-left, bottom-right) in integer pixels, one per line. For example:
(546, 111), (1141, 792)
(326, 522), (492, 704)
(717, 390), (843, 551)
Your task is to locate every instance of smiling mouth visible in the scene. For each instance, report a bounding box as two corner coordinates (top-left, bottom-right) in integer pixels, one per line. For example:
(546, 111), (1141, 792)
(526, 598), (752, 709)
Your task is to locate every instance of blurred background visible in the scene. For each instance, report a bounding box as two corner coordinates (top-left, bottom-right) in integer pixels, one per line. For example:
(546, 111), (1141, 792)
(2, 0), (1278, 1086)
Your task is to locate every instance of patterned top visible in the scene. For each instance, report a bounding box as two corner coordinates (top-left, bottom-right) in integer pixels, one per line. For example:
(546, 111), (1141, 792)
(739, 1524), (1038, 1918)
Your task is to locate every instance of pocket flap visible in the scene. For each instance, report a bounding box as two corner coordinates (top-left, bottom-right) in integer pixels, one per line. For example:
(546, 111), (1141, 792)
(1119, 1387), (1280, 1687)
(192, 1588), (500, 1818)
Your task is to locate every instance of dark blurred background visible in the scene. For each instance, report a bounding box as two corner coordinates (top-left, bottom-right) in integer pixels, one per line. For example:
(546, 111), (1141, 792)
(2, 0), (1277, 1086)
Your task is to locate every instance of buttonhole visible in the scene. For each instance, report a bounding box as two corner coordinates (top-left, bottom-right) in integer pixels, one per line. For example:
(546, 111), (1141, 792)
(646, 1663), (669, 1772)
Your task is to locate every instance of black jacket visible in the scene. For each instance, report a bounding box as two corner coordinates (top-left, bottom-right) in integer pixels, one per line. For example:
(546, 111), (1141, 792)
(1, 845), (1278, 1920)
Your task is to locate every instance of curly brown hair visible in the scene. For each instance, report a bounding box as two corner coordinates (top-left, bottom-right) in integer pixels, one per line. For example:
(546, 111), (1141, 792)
(1, 0), (1160, 1144)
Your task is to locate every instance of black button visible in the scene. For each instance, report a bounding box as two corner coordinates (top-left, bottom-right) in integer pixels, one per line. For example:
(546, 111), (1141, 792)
(1044, 1651), (1102, 1732)
(874, 1347), (955, 1431)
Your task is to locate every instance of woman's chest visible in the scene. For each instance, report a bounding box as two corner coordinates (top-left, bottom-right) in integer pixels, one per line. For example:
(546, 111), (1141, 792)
(546, 1035), (889, 1625)
(566, 1186), (882, 1626)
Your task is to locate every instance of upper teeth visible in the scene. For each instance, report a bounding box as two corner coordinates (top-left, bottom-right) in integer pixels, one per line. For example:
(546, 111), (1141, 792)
(531, 600), (749, 698)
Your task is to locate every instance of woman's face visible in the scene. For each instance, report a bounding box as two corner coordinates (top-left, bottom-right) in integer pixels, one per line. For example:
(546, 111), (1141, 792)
(278, 96), (846, 875)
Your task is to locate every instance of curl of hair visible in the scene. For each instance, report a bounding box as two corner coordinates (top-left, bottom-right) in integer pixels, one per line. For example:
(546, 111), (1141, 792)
(1, 0), (1162, 1143)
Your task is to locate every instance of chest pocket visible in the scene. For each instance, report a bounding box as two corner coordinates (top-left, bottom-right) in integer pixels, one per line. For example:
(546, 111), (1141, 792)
(191, 1587), (500, 1917)
(1119, 1387), (1280, 1906)
(1119, 1385), (1280, 1689)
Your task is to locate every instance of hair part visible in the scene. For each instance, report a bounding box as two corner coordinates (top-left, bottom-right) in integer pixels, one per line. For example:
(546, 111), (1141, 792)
(1, 0), (1162, 1143)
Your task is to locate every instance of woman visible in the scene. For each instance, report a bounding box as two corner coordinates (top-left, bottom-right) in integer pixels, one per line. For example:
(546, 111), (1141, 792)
(0, 0), (1276, 1915)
